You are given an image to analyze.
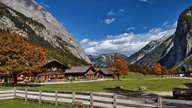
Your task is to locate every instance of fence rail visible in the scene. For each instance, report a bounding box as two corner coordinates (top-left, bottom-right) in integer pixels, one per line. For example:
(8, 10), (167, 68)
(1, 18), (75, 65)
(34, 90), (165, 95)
(0, 89), (14, 100)
(1, 88), (161, 108)
(1, 88), (192, 108)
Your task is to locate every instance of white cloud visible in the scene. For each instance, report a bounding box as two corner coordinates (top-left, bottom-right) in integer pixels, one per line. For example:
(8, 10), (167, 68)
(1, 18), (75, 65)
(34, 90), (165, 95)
(107, 9), (125, 16)
(172, 21), (178, 28)
(104, 18), (115, 24)
(139, 0), (149, 2)
(81, 39), (90, 44)
(161, 21), (169, 28)
(40, 2), (50, 8)
(119, 9), (125, 13)
(139, 0), (154, 3)
(107, 10), (116, 16)
(80, 22), (176, 56)
(127, 27), (135, 31)
(161, 21), (178, 30)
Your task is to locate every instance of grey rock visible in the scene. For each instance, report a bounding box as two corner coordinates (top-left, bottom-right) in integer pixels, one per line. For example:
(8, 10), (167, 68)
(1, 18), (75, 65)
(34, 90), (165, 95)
(0, 0), (91, 63)
(159, 6), (192, 68)
(127, 31), (174, 66)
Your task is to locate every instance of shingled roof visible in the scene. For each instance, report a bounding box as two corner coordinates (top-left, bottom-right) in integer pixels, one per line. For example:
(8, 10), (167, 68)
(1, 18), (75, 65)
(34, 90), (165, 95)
(98, 68), (113, 75)
(42, 59), (69, 69)
(65, 66), (94, 74)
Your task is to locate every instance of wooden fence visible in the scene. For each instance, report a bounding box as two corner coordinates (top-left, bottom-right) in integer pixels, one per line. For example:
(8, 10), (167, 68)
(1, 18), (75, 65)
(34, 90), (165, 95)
(0, 88), (162, 108)
(1, 88), (192, 108)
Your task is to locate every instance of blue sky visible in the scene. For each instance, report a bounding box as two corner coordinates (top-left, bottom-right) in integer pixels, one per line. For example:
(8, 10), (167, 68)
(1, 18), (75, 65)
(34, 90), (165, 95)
(34, 0), (192, 56)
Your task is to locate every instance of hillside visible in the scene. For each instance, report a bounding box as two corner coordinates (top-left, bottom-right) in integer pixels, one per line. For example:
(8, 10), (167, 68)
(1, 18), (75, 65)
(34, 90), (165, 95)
(89, 53), (127, 68)
(128, 6), (192, 69)
(159, 6), (192, 69)
(0, 0), (90, 65)
(127, 31), (174, 66)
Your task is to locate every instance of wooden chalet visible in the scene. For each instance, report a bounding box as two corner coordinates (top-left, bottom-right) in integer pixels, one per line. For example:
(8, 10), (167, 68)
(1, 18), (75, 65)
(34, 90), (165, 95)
(0, 73), (12, 83)
(37, 60), (69, 82)
(95, 68), (113, 79)
(65, 66), (96, 79)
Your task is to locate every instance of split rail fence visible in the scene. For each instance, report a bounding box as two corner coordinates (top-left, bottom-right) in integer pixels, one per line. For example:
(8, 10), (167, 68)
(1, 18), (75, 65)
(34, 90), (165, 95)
(0, 88), (162, 108)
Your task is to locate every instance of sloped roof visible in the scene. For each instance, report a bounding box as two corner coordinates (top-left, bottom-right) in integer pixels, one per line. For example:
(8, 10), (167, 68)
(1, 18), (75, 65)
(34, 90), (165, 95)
(0, 73), (12, 78)
(43, 59), (69, 69)
(65, 66), (94, 74)
(98, 68), (113, 75)
(38, 71), (64, 76)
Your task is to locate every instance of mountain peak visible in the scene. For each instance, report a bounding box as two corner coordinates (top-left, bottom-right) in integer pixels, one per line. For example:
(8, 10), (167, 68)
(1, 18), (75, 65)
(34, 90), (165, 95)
(159, 6), (192, 68)
(0, 0), (91, 63)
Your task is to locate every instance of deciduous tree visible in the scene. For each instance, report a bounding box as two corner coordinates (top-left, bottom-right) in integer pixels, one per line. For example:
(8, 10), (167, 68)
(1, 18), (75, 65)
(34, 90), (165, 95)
(0, 29), (46, 83)
(152, 63), (162, 76)
(110, 54), (128, 80)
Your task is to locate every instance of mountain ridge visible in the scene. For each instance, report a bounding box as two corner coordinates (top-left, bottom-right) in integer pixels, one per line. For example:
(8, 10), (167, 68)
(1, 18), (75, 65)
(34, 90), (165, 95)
(159, 6), (192, 69)
(127, 31), (174, 66)
(0, 0), (91, 64)
(127, 6), (192, 69)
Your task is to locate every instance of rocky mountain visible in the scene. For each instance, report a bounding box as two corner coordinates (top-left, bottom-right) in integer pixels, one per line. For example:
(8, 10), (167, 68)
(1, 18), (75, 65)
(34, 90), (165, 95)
(89, 53), (127, 68)
(128, 6), (192, 69)
(127, 31), (174, 66)
(159, 6), (192, 69)
(0, 0), (91, 64)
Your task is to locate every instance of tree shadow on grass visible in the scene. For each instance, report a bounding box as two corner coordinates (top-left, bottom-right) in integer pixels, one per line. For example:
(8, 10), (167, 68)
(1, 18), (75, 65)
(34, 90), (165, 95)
(104, 87), (159, 98)
(184, 83), (192, 89)
(104, 87), (139, 93)
(1, 83), (44, 88)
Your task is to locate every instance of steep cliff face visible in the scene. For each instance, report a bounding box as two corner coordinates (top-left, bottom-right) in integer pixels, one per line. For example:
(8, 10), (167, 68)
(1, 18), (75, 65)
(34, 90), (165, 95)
(89, 53), (127, 68)
(127, 6), (192, 69)
(89, 54), (115, 68)
(127, 31), (174, 66)
(159, 6), (192, 68)
(0, 0), (91, 63)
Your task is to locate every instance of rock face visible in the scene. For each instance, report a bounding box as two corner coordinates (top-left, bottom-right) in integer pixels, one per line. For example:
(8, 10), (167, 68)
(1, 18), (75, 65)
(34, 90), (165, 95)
(89, 53), (127, 68)
(127, 6), (192, 69)
(159, 6), (192, 68)
(127, 31), (174, 66)
(0, 0), (91, 63)
(88, 54), (114, 68)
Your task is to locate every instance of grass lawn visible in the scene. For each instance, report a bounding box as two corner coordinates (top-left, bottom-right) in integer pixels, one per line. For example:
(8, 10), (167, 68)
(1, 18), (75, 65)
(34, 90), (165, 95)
(122, 72), (158, 79)
(1, 72), (192, 92)
(0, 99), (72, 108)
(32, 78), (192, 92)
(2, 79), (192, 93)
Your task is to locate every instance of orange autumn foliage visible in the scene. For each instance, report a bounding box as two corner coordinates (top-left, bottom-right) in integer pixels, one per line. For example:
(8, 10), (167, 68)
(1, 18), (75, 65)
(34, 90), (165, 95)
(152, 63), (162, 76)
(110, 54), (128, 78)
(0, 29), (46, 75)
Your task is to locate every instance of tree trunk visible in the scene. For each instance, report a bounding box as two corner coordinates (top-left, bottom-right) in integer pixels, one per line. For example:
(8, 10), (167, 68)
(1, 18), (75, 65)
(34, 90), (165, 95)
(13, 74), (17, 84)
(117, 74), (120, 80)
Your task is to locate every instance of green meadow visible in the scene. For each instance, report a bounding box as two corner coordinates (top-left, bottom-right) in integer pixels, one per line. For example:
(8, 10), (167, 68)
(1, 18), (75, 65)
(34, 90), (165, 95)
(2, 72), (192, 93)
(0, 99), (72, 108)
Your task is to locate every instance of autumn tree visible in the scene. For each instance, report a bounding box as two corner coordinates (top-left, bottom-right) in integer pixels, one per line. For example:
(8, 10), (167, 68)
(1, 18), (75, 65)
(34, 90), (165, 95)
(0, 29), (46, 84)
(110, 54), (128, 80)
(152, 63), (163, 76)
(161, 66), (167, 77)
(168, 67), (178, 76)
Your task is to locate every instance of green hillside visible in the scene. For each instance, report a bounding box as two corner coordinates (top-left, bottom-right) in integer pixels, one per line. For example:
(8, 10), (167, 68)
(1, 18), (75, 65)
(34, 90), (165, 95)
(0, 3), (87, 66)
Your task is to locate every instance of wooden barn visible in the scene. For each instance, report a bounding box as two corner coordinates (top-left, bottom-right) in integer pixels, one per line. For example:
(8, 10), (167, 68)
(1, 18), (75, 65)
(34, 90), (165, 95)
(0, 73), (12, 84)
(95, 68), (113, 79)
(37, 60), (69, 82)
(65, 66), (96, 79)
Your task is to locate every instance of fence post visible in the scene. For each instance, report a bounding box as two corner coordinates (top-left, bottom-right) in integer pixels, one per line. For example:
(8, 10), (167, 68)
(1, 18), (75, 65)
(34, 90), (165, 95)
(72, 92), (75, 105)
(90, 92), (93, 108)
(39, 90), (42, 104)
(25, 87), (28, 102)
(113, 94), (117, 108)
(14, 88), (16, 98)
(157, 97), (162, 108)
(55, 91), (58, 106)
